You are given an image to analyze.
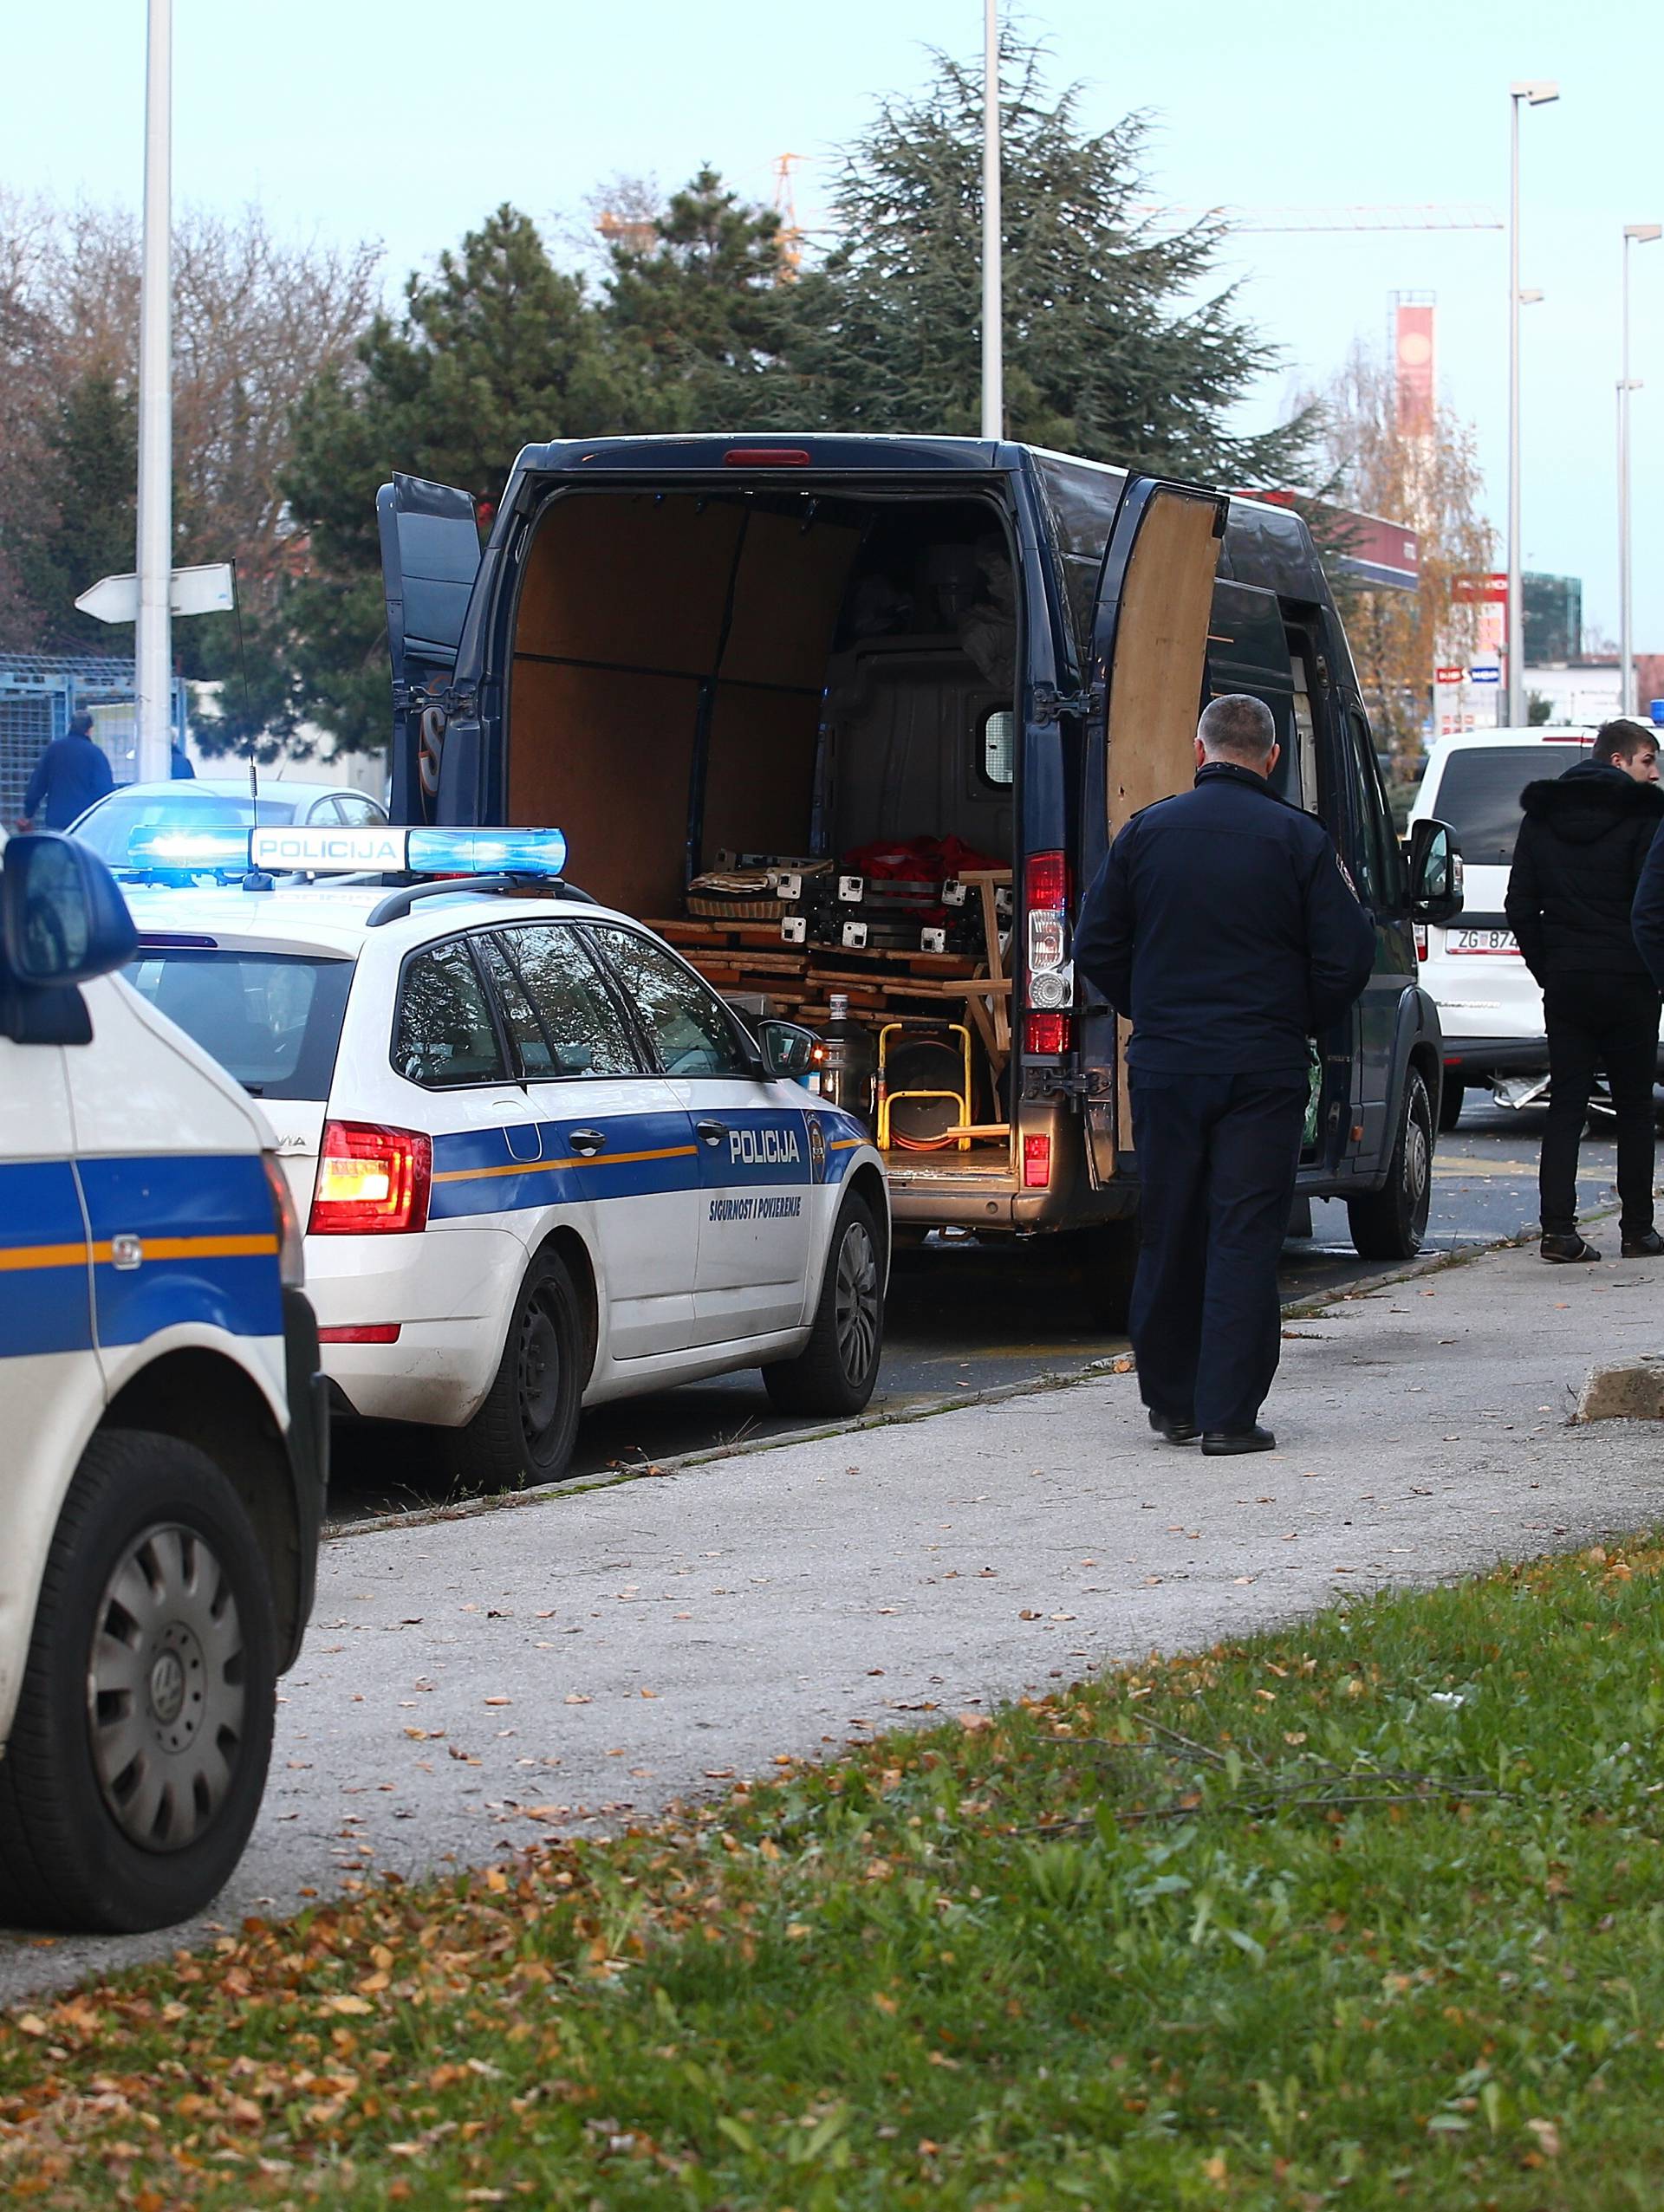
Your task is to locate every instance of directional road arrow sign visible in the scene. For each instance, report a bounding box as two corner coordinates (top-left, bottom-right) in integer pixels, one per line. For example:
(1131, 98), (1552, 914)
(75, 562), (237, 624)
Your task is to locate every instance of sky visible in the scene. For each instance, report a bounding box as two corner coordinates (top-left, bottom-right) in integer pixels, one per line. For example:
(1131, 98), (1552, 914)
(5, 0), (1664, 660)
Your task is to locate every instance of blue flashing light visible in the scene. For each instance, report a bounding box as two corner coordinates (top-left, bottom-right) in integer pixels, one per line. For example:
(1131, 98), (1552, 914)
(406, 827), (568, 878)
(123, 821), (569, 883)
(1650, 699), (1664, 729)
(127, 825), (252, 870)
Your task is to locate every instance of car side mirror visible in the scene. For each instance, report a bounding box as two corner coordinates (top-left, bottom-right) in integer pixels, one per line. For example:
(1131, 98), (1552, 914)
(2, 833), (138, 987)
(1406, 816), (1464, 926)
(758, 1018), (817, 1081)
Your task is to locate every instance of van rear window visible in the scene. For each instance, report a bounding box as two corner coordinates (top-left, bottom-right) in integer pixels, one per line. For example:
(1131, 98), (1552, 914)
(124, 949), (352, 1099)
(1430, 744), (1585, 867)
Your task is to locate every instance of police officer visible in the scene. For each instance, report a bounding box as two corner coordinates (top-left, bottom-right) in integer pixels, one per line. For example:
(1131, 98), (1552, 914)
(1074, 694), (1375, 1455)
(18, 708), (114, 830)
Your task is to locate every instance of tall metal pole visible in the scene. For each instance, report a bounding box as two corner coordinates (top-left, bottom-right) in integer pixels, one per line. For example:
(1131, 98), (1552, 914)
(135, 0), (173, 782)
(1621, 230), (1635, 720)
(979, 0), (1003, 442)
(1505, 81), (1557, 730)
(1505, 94), (1523, 730)
(1620, 224), (1662, 718)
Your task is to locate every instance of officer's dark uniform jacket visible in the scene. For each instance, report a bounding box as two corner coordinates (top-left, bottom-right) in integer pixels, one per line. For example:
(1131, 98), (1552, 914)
(1073, 761), (1377, 1074)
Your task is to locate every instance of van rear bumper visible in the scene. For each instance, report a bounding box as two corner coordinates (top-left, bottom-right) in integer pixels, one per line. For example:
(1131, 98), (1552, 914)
(1439, 1036), (1549, 1077)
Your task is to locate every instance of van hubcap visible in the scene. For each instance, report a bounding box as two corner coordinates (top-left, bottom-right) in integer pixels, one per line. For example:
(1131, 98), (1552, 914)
(88, 1525), (246, 1852)
(835, 1221), (880, 1381)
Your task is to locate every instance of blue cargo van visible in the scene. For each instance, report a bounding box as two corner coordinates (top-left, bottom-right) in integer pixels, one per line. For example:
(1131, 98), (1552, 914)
(377, 437), (1460, 1310)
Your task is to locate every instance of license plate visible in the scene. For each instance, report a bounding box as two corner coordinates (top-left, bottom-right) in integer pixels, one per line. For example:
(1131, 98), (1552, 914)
(1447, 927), (1518, 955)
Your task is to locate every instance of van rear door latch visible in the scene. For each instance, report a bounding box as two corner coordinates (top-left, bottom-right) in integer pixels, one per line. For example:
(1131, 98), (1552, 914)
(1021, 1065), (1113, 1104)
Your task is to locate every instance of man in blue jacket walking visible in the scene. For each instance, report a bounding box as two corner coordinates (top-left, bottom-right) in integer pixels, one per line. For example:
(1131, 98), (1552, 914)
(18, 709), (114, 830)
(1074, 694), (1376, 1455)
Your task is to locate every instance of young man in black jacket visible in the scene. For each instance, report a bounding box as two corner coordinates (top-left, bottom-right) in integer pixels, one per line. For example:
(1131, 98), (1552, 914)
(1504, 717), (1664, 1262)
(1074, 694), (1375, 1455)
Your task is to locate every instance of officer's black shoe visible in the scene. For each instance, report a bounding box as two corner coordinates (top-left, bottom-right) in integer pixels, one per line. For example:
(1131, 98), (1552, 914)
(1200, 1425), (1276, 1456)
(1147, 1410), (1199, 1445)
(1540, 1233), (1602, 1263)
(1621, 1229), (1664, 1258)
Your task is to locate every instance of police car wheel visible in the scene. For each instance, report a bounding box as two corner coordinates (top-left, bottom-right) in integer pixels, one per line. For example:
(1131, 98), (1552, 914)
(0, 1430), (277, 1934)
(763, 1192), (884, 1417)
(1347, 1067), (1434, 1262)
(456, 1248), (584, 1489)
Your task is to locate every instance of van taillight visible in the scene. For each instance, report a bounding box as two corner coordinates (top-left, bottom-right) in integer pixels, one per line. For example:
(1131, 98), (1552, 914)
(1023, 1133), (1051, 1188)
(1026, 1011), (1070, 1054)
(309, 1121), (432, 1236)
(1414, 922), (1428, 961)
(1025, 850), (1073, 1035)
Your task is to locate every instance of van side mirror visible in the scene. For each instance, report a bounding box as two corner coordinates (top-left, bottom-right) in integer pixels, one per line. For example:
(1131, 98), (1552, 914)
(1406, 816), (1464, 926)
(2, 833), (138, 987)
(758, 1019), (817, 1081)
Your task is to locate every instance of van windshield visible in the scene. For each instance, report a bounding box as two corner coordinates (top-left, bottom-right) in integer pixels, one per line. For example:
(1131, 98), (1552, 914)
(1430, 743), (1586, 868)
(123, 947), (352, 1099)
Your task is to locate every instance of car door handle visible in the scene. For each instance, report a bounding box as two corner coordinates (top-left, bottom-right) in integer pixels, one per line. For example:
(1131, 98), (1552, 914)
(567, 1128), (607, 1158)
(695, 1118), (728, 1146)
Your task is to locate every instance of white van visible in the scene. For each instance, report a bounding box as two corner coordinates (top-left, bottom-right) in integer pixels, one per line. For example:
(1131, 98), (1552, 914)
(0, 830), (327, 1932)
(1408, 726), (1622, 1125)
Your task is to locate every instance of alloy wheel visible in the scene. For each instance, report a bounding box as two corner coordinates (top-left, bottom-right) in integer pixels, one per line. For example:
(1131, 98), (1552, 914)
(834, 1219), (880, 1382)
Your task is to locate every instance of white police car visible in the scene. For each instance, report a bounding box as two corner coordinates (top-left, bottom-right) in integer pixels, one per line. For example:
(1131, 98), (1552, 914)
(121, 824), (888, 1486)
(0, 828), (326, 1933)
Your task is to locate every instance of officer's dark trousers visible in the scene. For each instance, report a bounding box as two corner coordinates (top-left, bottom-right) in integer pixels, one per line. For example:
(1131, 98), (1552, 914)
(1539, 974), (1661, 1239)
(1128, 1072), (1309, 1436)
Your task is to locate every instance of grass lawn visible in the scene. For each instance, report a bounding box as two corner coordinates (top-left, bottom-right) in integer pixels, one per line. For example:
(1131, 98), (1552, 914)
(5, 1540), (1664, 2209)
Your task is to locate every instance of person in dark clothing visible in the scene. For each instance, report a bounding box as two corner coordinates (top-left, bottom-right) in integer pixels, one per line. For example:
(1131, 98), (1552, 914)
(1075, 693), (1376, 1455)
(170, 742), (195, 780)
(1504, 716), (1664, 1262)
(18, 709), (114, 830)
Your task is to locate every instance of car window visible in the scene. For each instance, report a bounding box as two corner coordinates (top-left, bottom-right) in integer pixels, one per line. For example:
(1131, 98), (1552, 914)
(71, 789), (299, 864)
(1342, 708), (1401, 908)
(303, 796), (344, 826)
(335, 793), (386, 826)
(393, 938), (506, 1087)
(587, 924), (753, 1077)
(124, 950), (352, 1100)
(481, 924), (643, 1078)
(1428, 744), (1585, 868)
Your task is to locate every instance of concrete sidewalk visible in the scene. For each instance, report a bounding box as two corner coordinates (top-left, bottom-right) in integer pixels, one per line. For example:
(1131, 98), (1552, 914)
(6, 1237), (1663, 2001)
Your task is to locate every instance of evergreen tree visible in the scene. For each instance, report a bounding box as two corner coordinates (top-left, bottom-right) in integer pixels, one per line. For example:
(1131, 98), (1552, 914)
(779, 35), (1314, 484)
(604, 167), (792, 427)
(2, 370), (139, 651)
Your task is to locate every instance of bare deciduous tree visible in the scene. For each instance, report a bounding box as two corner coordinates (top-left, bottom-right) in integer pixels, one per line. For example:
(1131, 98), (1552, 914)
(1305, 344), (1496, 763)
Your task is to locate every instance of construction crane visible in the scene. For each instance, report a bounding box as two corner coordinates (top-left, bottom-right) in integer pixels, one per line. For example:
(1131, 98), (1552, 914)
(773, 152), (807, 282)
(1154, 204), (1503, 233)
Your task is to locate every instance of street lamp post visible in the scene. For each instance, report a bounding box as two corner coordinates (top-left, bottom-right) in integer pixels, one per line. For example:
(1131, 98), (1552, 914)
(135, 0), (173, 783)
(1505, 80), (1557, 731)
(979, 0), (1003, 442)
(1620, 222), (1661, 718)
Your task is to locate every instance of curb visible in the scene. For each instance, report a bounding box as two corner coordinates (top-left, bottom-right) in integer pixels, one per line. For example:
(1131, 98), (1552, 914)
(325, 1235), (1505, 1544)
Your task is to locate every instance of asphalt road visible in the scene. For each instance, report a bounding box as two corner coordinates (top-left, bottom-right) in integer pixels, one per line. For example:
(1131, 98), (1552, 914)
(326, 1094), (1622, 1523)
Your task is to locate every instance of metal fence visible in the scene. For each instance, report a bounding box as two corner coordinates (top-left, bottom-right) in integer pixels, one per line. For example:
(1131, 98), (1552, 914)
(0, 655), (189, 823)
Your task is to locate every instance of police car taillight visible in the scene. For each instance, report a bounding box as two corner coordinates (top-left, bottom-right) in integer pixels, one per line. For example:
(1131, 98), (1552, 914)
(262, 1151), (306, 1287)
(309, 1121), (432, 1236)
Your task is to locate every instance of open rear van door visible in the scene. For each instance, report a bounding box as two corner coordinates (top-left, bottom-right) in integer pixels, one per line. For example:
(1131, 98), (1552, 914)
(1077, 478), (1227, 1186)
(377, 475), (482, 821)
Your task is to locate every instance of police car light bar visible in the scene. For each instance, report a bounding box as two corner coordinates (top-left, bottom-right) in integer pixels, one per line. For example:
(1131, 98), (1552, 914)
(127, 823), (569, 879)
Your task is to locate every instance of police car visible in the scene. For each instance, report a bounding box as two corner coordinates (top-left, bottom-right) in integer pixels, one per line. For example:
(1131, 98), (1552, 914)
(0, 828), (326, 1933)
(121, 823), (888, 1487)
